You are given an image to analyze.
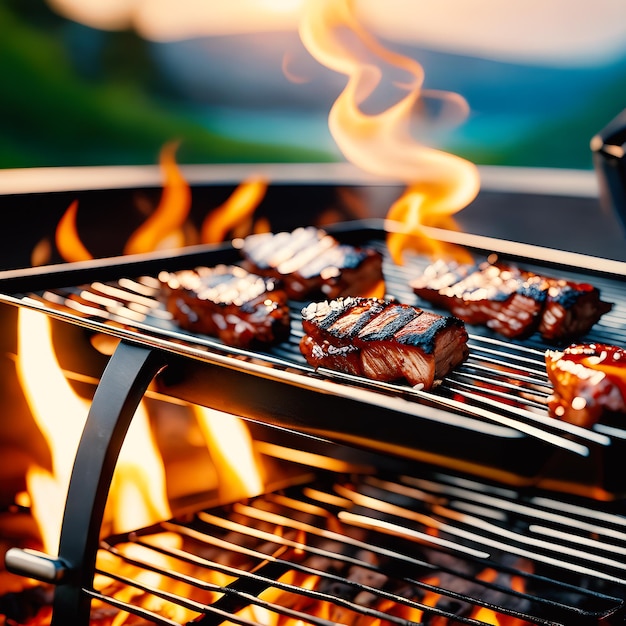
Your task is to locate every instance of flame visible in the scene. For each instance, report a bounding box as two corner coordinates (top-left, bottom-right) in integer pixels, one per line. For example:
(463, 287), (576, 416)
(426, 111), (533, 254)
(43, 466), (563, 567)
(52, 148), (272, 263)
(16, 308), (172, 551)
(192, 405), (265, 502)
(124, 141), (192, 255)
(386, 186), (475, 263)
(54, 143), (192, 263)
(467, 567), (532, 626)
(299, 0), (480, 263)
(16, 309), (91, 553)
(16, 308), (199, 623)
(471, 569), (501, 625)
(247, 571), (324, 625)
(106, 406), (172, 535)
(201, 175), (270, 243)
(55, 200), (93, 262)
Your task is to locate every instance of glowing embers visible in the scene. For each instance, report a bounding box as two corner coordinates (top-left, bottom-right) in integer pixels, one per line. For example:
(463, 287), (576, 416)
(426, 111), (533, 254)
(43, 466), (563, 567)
(93, 472), (626, 625)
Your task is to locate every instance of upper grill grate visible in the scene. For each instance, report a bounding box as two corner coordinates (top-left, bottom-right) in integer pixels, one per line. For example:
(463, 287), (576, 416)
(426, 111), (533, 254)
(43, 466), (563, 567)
(16, 239), (626, 453)
(2, 223), (625, 494)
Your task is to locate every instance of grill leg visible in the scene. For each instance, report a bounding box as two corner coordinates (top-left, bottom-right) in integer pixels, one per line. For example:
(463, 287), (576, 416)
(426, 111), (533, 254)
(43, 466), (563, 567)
(50, 340), (169, 626)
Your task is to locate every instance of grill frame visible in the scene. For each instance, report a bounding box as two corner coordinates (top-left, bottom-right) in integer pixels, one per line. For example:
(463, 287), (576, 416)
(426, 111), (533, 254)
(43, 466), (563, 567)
(2, 217), (626, 625)
(1, 220), (625, 486)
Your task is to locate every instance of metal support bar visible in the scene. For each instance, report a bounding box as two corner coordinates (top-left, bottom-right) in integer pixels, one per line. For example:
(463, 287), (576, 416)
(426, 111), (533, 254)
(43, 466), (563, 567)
(49, 340), (169, 625)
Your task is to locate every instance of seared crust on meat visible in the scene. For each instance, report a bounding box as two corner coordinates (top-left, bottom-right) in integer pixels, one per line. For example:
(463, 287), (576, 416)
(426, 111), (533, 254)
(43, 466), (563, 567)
(239, 227), (384, 300)
(411, 259), (612, 341)
(158, 264), (290, 348)
(539, 278), (613, 341)
(545, 343), (626, 427)
(300, 297), (469, 389)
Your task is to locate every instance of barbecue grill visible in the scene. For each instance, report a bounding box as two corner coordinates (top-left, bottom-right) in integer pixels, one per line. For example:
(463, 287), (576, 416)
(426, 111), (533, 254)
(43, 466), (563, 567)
(1, 165), (626, 625)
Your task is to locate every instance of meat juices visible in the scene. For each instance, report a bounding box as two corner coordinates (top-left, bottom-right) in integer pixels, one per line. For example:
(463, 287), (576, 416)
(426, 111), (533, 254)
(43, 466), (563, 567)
(158, 264), (290, 348)
(545, 343), (626, 427)
(300, 297), (469, 390)
(411, 259), (612, 341)
(239, 227), (384, 300)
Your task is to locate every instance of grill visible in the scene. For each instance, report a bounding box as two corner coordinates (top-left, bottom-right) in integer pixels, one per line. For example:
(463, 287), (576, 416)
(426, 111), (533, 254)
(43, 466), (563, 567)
(2, 174), (626, 625)
(89, 470), (626, 625)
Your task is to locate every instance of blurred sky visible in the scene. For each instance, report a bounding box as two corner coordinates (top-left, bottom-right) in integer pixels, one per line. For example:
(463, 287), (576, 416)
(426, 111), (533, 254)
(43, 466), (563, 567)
(3, 0), (626, 169)
(46, 0), (626, 64)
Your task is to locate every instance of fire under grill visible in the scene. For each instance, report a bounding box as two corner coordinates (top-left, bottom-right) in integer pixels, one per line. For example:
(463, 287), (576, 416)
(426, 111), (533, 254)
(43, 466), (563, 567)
(87, 469), (626, 625)
(1, 219), (626, 625)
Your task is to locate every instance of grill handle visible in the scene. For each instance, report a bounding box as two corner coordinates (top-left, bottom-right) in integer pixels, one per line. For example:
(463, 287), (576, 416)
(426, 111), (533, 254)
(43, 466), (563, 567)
(5, 548), (68, 584)
(591, 108), (626, 233)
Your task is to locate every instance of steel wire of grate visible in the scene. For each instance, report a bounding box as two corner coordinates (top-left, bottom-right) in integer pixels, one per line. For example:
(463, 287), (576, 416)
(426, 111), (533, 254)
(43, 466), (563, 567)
(92, 471), (626, 625)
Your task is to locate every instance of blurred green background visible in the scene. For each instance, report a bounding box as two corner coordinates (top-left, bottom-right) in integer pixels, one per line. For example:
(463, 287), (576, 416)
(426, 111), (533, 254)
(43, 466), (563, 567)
(2, 0), (626, 170)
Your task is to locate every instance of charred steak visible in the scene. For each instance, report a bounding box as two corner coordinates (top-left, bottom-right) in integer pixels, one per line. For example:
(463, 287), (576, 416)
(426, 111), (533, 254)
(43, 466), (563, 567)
(238, 227), (384, 300)
(545, 343), (626, 427)
(299, 297), (469, 389)
(158, 264), (290, 348)
(411, 259), (612, 341)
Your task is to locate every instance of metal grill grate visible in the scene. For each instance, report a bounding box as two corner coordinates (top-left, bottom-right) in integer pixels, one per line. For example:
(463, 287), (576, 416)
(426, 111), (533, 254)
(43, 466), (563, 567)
(89, 468), (626, 625)
(2, 223), (626, 497)
(14, 237), (626, 456)
(2, 224), (626, 624)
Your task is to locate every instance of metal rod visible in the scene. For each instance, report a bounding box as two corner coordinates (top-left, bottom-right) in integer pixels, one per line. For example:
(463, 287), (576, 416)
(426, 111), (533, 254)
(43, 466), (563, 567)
(4, 547), (68, 583)
(50, 340), (169, 625)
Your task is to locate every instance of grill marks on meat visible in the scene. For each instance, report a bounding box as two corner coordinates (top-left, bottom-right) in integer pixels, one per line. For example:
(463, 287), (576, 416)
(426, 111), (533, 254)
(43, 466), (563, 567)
(545, 343), (626, 427)
(300, 297), (469, 389)
(239, 227), (384, 300)
(412, 262), (545, 338)
(158, 264), (290, 348)
(539, 278), (613, 341)
(411, 259), (612, 341)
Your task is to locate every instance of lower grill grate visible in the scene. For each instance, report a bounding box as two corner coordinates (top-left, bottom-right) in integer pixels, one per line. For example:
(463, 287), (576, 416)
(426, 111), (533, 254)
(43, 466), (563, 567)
(91, 468), (626, 625)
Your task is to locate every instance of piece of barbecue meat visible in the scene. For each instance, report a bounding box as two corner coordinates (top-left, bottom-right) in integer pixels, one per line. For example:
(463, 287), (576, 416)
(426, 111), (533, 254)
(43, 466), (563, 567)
(545, 343), (626, 427)
(411, 259), (612, 341)
(411, 260), (547, 339)
(299, 297), (469, 389)
(238, 227), (384, 300)
(538, 277), (613, 341)
(158, 264), (290, 348)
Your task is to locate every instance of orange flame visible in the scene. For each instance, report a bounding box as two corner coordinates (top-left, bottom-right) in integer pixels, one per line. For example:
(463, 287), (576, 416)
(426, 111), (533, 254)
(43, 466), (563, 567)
(16, 309), (91, 553)
(124, 141), (192, 255)
(192, 405), (265, 503)
(15, 309), (205, 623)
(201, 175), (270, 243)
(299, 0), (480, 264)
(52, 148), (270, 263)
(55, 199), (93, 262)
(16, 308), (172, 551)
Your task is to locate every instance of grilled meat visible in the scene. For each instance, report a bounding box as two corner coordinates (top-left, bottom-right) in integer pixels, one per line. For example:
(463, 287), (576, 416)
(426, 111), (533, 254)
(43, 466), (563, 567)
(238, 227), (384, 300)
(545, 343), (626, 427)
(300, 297), (469, 389)
(411, 259), (612, 341)
(538, 277), (613, 341)
(158, 264), (290, 348)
